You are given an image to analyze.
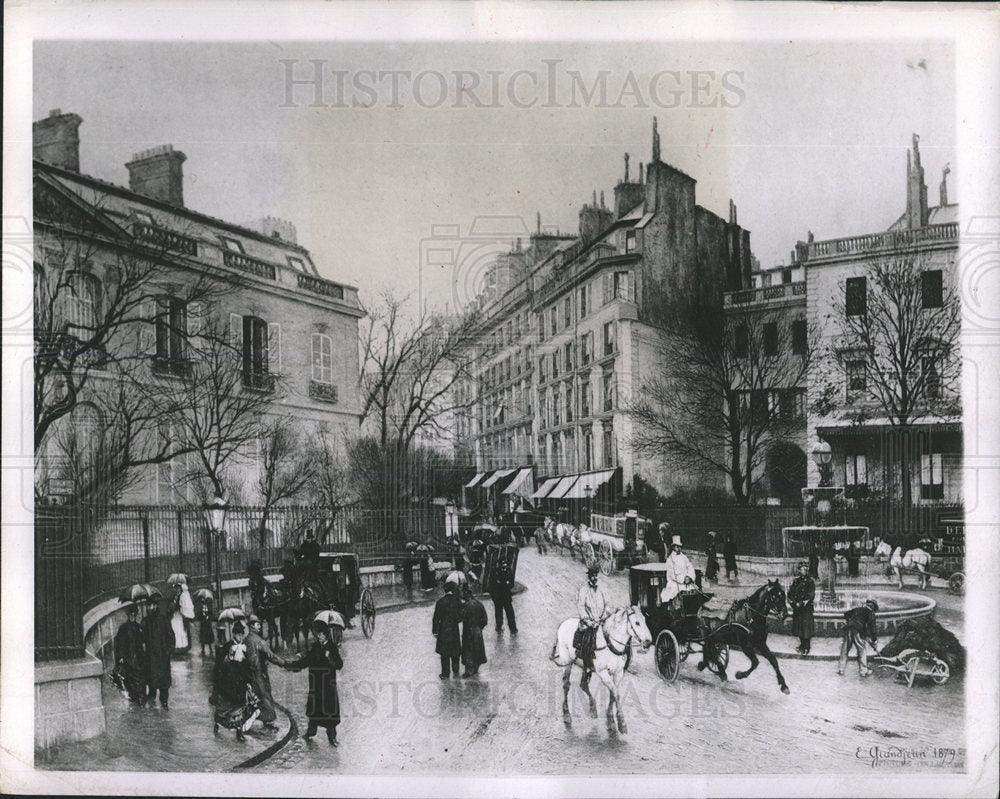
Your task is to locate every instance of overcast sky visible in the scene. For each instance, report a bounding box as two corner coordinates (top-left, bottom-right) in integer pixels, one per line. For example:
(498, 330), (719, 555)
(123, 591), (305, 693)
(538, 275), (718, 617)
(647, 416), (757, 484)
(34, 39), (956, 313)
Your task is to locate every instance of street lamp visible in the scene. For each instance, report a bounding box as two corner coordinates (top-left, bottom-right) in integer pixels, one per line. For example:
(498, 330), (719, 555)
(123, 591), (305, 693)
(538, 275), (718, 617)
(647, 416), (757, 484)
(811, 440), (833, 488)
(202, 495), (229, 614)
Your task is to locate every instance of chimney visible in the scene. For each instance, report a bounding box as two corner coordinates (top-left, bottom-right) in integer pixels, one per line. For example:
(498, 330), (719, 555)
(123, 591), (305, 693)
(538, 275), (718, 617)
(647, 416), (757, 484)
(579, 194), (614, 245)
(255, 216), (298, 244)
(652, 116), (661, 163)
(33, 109), (83, 172)
(905, 133), (929, 228)
(126, 144), (187, 206)
(940, 164), (950, 207)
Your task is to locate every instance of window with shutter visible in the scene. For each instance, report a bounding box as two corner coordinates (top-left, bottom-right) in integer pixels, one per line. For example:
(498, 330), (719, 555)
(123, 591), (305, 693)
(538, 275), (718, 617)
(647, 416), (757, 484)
(920, 452), (944, 499)
(921, 270), (943, 309)
(763, 322), (779, 356)
(846, 277), (867, 317)
(792, 319), (807, 355)
(242, 316), (272, 391)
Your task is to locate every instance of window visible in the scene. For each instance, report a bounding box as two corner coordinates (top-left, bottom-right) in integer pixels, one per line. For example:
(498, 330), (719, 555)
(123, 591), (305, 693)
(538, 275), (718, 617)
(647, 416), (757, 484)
(564, 341), (574, 372)
(625, 229), (637, 254)
(792, 319), (807, 356)
(922, 356), (940, 400)
(565, 384), (574, 422)
(220, 236), (244, 253)
(551, 435), (561, 473)
(579, 285), (588, 317)
(920, 452), (944, 500)
(846, 276), (867, 317)
(846, 360), (866, 395)
(613, 271), (633, 302)
(550, 351), (558, 379)
(65, 272), (100, 333)
(312, 333), (333, 384)
(602, 424), (615, 468)
(734, 325), (749, 359)
(603, 321), (616, 356)
(154, 297), (189, 374)
(537, 312), (545, 341)
(921, 270), (943, 309)
(507, 320), (513, 345)
(287, 256), (306, 272)
(845, 453), (867, 486)
(602, 370), (615, 411)
(781, 389), (805, 420)
(581, 380), (592, 417)
(580, 332), (592, 365)
(242, 315), (272, 390)
(553, 387), (561, 426)
(550, 307), (558, 334)
(564, 297), (572, 328)
(763, 322), (779, 356)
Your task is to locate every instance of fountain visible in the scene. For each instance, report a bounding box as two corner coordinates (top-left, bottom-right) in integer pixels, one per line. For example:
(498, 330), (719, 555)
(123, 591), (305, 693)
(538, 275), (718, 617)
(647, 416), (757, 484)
(779, 442), (935, 636)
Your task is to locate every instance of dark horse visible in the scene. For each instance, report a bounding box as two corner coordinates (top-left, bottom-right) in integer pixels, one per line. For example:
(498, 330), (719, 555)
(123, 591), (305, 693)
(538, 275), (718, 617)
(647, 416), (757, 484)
(698, 580), (791, 694)
(275, 559), (326, 652)
(247, 560), (283, 648)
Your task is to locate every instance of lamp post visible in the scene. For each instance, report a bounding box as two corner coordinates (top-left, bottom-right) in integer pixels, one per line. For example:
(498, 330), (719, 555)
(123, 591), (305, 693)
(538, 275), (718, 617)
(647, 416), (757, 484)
(810, 440), (838, 603)
(812, 440), (833, 488)
(203, 495), (229, 613)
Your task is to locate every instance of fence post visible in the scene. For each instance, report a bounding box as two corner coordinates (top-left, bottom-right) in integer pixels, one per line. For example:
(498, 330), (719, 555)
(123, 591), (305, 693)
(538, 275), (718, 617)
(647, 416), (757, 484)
(142, 510), (151, 583)
(177, 512), (185, 574)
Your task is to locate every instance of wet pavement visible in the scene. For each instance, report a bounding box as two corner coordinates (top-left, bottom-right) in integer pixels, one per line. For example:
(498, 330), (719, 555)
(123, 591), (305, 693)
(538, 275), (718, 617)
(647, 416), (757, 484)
(40, 546), (967, 775)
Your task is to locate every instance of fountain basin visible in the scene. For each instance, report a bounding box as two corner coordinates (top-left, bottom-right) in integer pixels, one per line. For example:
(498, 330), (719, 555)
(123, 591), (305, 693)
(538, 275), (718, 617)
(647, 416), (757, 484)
(776, 589), (936, 637)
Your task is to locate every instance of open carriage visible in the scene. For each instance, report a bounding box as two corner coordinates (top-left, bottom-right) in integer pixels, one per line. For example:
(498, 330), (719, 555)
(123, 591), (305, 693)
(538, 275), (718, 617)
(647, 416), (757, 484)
(629, 563), (728, 682)
(315, 552), (376, 638)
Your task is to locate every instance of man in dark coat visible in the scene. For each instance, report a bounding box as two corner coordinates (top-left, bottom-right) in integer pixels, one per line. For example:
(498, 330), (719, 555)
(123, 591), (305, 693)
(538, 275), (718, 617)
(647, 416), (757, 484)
(646, 523), (666, 563)
(432, 582), (464, 678)
(489, 556), (518, 634)
(838, 599), (879, 677)
(144, 600), (175, 708)
(297, 530), (321, 580)
(286, 620), (343, 745)
(704, 531), (720, 582)
(460, 583), (488, 677)
(808, 544), (821, 580)
(246, 615), (288, 730)
(723, 535), (738, 580)
(846, 542), (861, 578)
(113, 605), (146, 704)
(788, 562), (816, 655)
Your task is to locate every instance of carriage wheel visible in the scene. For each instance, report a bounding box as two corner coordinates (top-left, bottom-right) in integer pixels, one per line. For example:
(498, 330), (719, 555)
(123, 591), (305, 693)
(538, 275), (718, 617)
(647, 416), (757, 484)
(705, 643), (730, 675)
(948, 572), (965, 596)
(654, 630), (680, 682)
(624, 642), (633, 673)
(583, 542), (596, 568)
(360, 588), (376, 638)
(931, 660), (950, 685)
(598, 540), (614, 576)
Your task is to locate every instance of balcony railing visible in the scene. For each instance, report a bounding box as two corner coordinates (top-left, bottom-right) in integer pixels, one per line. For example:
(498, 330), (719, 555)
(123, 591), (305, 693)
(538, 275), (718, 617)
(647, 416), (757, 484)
(724, 281), (807, 307)
(308, 380), (338, 403)
(223, 250), (277, 280)
(134, 223), (198, 256)
(297, 272), (345, 300)
(808, 222), (958, 259)
(151, 355), (193, 379)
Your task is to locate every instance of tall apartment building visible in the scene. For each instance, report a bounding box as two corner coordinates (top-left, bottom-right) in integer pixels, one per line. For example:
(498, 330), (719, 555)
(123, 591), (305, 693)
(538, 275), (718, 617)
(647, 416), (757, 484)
(471, 120), (753, 503)
(33, 110), (364, 505)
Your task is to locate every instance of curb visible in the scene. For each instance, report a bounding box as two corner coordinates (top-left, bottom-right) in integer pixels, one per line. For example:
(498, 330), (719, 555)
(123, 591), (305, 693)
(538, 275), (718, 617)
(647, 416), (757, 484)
(232, 701), (298, 771)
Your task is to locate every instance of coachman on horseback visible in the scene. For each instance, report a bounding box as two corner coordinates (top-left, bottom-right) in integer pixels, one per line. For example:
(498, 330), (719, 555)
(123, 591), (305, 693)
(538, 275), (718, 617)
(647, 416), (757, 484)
(575, 566), (608, 667)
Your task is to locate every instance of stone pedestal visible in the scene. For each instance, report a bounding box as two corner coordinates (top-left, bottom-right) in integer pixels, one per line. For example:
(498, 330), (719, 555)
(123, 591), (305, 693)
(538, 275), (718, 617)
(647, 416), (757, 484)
(34, 654), (106, 758)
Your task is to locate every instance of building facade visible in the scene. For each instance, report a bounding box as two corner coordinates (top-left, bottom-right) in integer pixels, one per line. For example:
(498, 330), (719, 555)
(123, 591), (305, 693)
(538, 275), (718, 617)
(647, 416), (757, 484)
(33, 109), (364, 506)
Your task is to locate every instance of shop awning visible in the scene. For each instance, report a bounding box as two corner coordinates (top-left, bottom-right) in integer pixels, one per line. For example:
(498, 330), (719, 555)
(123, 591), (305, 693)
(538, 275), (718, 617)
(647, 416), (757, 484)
(546, 474), (581, 500)
(502, 467), (534, 496)
(531, 477), (561, 499)
(561, 469), (616, 499)
(464, 472), (487, 488)
(481, 468), (516, 488)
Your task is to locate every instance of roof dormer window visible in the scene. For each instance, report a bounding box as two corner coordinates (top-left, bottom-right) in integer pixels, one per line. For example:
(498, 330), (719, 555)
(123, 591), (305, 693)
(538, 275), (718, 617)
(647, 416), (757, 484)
(220, 236), (244, 253)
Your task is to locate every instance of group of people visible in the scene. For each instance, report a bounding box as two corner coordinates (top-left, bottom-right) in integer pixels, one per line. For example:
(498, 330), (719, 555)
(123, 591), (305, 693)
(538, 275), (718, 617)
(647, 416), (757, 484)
(432, 581), (490, 678)
(112, 602), (177, 709)
(647, 523), (739, 582)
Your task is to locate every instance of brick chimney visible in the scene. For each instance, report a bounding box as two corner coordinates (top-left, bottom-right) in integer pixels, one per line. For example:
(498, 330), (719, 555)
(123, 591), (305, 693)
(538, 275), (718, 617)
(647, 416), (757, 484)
(126, 145), (187, 206)
(33, 109), (83, 172)
(579, 190), (613, 245)
(255, 216), (297, 244)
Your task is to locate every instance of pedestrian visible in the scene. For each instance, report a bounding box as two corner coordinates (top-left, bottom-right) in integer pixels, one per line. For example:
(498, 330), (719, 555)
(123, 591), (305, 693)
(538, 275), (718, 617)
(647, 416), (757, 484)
(890, 542), (905, 588)
(704, 531), (720, 582)
(788, 562), (816, 655)
(432, 582), (464, 679)
(574, 565), (609, 668)
(808, 544), (820, 580)
(197, 597), (215, 657)
(246, 615), (288, 731)
(646, 522), (666, 563)
(297, 529), (321, 581)
(113, 605), (146, 705)
(724, 534), (739, 580)
(419, 548), (437, 592)
(838, 599), (879, 677)
(489, 556), (518, 634)
(285, 619), (344, 746)
(211, 621), (260, 741)
(460, 583), (488, 677)
(169, 580), (194, 654)
(846, 541), (861, 578)
(143, 600), (175, 709)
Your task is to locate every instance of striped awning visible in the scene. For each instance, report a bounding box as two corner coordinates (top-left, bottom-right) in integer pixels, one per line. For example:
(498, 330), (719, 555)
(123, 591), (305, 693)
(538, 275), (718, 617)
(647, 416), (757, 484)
(546, 474), (581, 500)
(561, 469), (616, 499)
(502, 467), (534, 496)
(531, 477), (561, 499)
(481, 468), (516, 488)
(464, 472), (487, 488)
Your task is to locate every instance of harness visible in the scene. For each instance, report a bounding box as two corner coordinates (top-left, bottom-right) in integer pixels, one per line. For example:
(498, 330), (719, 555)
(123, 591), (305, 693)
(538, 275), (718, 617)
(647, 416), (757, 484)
(589, 611), (632, 657)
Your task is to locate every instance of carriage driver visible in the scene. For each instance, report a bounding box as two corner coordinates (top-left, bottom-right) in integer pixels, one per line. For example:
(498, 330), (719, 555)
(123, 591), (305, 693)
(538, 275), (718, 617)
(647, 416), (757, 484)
(575, 566), (609, 667)
(661, 535), (697, 619)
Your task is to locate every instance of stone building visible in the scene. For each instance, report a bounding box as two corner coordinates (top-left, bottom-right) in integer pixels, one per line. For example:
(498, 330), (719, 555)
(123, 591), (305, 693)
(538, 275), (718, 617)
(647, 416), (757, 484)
(33, 109), (364, 507)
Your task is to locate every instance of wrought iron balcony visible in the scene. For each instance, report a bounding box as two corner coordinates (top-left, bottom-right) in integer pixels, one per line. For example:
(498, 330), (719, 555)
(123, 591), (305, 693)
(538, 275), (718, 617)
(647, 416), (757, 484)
(308, 380), (338, 403)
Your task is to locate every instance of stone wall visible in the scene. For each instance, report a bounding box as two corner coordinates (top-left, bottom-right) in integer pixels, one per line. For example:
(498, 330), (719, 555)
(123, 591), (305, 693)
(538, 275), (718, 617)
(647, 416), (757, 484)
(34, 655), (106, 758)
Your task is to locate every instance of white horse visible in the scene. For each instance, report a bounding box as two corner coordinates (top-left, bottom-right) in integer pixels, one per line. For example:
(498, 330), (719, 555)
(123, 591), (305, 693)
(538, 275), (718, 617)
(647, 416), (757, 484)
(550, 606), (653, 734)
(903, 547), (931, 588)
(873, 540), (893, 563)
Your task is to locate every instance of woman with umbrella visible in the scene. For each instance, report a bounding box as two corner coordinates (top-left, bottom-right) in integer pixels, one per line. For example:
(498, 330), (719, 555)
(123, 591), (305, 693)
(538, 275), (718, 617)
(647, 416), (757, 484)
(113, 604), (147, 704)
(167, 574), (195, 654)
(211, 621), (260, 741)
(417, 543), (436, 592)
(285, 611), (344, 746)
(194, 588), (216, 657)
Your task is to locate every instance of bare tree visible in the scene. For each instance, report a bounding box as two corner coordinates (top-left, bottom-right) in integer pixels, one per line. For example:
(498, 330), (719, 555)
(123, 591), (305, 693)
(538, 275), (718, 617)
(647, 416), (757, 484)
(627, 302), (813, 505)
(812, 250), (961, 505)
(253, 417), (316, 548)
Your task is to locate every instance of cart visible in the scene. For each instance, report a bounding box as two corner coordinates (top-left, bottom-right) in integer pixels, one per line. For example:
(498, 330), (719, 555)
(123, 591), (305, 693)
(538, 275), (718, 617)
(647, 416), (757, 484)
(870, 649), (951, 688)
(934, 520), (965, 595)
(315, 552), (376, 638)
(481, 543), (519, 595)
(628, 563), (728, 682)
(588, 512), (650, 576)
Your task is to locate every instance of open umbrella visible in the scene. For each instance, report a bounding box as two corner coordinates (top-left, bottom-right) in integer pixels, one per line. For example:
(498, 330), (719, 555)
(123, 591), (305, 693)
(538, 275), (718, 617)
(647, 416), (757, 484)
(314, 610), (345, 629)
(193, 588), (214, 605)
(405, 541), (420, 551)
(118, 583), (163, 604)
(415, 543), (434, 552)
(445, 570), (467, 586)
(217, 607), (246, 622)
(166, 573), (187, 586)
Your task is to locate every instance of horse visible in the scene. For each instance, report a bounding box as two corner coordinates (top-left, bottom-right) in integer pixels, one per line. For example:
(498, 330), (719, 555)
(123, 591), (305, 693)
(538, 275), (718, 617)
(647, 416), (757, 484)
(550, 606), (653, 735)
(902, 547), (931, 589)
(247, 561), (282, 648)
(697, 580), (791, 694)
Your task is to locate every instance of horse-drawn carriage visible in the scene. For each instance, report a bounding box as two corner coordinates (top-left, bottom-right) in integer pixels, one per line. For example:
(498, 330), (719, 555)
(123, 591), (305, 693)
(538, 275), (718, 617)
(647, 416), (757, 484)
(628, 563), (729, 682)
(314, 552), (377, 638)
(481, 542), (519, 594)
(587, 512), (650, 575)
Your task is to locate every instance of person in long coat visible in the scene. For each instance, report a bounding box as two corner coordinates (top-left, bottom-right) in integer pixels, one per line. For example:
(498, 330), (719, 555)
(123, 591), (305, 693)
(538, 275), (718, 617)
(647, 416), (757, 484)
(143, 600), (175, 708)
(246, 615), (288, 730)
(704, 531), (720, 582)
(211, 621), (260, 741)
(489, 557), (518, 634)
(808, 544), (821, 580)
(286, 620), (343, 745)
(197, 598), (215, 657)
(846, 542), (862, 578)
(460, 584), (488, 677)
(723, 535), (739, 580)
(788, 561), (816, 655)
(113, 605), (146, 704)
(432, 582), (464, 678)
(419, 549), (437, 591)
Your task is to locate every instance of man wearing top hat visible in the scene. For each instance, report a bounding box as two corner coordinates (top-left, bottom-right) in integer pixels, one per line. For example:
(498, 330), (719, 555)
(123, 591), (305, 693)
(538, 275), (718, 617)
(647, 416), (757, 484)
(788, 561), (816, 655)
(660, 535), (697, 618)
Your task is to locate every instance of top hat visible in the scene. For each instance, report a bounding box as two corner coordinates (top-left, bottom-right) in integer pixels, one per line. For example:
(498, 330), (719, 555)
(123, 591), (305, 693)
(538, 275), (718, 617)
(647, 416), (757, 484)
(587, 565), (600, 577)
(670, 535), (683, 548)
(797, 561), (809, 570)
(865, 599), (880, 612)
